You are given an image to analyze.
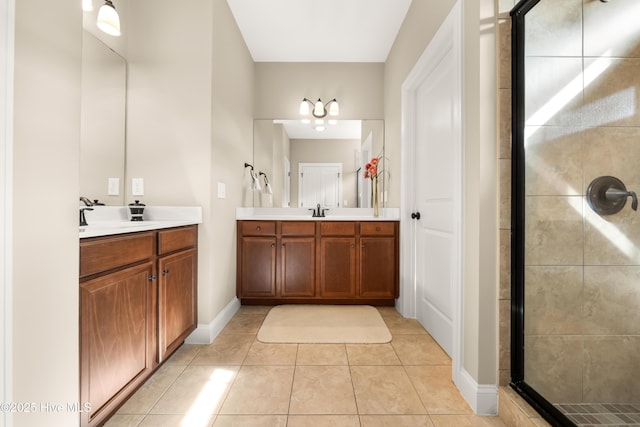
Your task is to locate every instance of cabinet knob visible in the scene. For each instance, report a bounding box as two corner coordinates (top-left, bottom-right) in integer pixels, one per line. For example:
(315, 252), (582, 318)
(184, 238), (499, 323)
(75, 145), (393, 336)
(256, 226), (261, 231)
(376, 227), (381, 232)
(351, 244), (355, 248)
(149, 274), (157, 281)
(162, 269), (170, 276)
(271, 243), (275, 248)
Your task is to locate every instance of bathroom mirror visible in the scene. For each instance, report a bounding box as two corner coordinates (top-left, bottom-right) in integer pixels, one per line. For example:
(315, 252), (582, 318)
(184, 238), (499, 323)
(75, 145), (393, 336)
(252, 119), (384, 209)
(79, 31), (126, 206)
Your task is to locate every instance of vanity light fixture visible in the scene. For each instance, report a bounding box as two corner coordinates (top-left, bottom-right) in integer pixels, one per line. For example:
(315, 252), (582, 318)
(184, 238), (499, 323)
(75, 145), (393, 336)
(299, 98), (339, 119)
(97, 0), (121, 37)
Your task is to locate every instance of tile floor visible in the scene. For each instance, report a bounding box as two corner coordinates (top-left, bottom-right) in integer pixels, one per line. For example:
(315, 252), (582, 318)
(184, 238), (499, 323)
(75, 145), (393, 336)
(105, 306), (506, 427)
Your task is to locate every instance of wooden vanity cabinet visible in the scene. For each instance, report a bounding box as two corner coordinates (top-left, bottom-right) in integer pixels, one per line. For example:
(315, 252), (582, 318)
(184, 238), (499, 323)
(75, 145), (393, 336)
(237, 220), (398, 304)
(319, 222), (357, 298)
(80, 232), (157, 427)
(359, 222), (398, 298)
(80, 225), (198, 427)
(157, 226), (198, 362)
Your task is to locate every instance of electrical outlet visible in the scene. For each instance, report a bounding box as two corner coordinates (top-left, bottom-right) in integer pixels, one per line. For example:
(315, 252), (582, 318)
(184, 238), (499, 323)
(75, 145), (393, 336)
(132, 178), (144, 196)
(107, 178), (120, 196)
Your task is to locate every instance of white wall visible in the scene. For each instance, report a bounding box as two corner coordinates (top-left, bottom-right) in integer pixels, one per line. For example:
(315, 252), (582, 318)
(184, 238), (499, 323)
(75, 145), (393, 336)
(385, 0), (498, 389)
(12, 0), (81, 425)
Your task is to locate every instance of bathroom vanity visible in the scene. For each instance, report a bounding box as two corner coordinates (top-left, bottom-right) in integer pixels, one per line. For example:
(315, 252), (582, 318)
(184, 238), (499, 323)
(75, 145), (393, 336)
(236, 209), (400, 305)
(78, 207), (201, 427)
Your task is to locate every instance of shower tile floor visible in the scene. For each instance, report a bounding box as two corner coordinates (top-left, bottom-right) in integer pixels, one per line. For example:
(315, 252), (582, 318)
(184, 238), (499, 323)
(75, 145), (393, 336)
(555, 403), (640, 426)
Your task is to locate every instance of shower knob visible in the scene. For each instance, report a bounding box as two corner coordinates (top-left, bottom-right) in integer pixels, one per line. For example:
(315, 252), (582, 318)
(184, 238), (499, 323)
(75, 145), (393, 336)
(586, 176), (638, 215)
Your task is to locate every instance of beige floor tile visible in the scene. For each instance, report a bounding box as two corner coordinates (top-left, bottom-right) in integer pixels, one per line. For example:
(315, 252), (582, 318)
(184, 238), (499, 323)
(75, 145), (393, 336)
(346, 343), (401, 365)
(242, 341), (298, 365)
(219, 365), (294, 414)
(191, 334), (255, 365)
(118, 364), (186, 414)
(405, 366), (473, 415)
(289, 365), (357, 414)
(103, 414), (146, 427)
(236, 305), (272, 316)
(376, 307), (404, 319)
(150, 365), (238, 416)
(383, 316), (428, 335)
(350, 366), (426, 414)
(220, 313), (267, 335)
(139, 413), (214, 427)
(391, 335), (451, 365)
(360, 414), (435, 426)
(296, 343), (348, 365)
(430, 414), (507, 426)
(287, 415), (360, 427)
(212, 414), (287, 426)
(164, 344), (202, 366)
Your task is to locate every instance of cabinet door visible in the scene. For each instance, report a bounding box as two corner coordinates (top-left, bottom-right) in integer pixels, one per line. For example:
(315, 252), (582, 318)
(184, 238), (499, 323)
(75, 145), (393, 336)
(80, 261), (155, 425)
(240, 236), (277, 297)
(320, 237), (356, 297)
(158, 248), (197, 362)
(359, 237), (397, 298)
(281, 236), (315, 297)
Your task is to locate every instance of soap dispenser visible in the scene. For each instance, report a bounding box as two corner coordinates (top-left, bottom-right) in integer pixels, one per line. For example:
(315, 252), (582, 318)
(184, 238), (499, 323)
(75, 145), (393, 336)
(128, 200), (145, 221)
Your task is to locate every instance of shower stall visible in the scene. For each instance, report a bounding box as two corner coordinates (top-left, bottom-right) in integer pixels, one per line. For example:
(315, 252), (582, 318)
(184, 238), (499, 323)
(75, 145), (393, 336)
(511, 0), (640, 425)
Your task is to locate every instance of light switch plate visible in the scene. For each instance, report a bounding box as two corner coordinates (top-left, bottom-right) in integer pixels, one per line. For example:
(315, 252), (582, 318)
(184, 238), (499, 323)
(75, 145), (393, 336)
(217, 182), (226, 199)
(132, 178), (144, 196)
(107, 178), (120, 196)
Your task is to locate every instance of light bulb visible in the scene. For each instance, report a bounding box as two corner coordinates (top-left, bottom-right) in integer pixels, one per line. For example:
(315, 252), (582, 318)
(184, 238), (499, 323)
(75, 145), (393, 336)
(299, 99), (309, 115)
(329, 99), (339, 116)
(313, 99), (325, 117)
(82, 0), (94, 12)
(97, 0), (121, 36)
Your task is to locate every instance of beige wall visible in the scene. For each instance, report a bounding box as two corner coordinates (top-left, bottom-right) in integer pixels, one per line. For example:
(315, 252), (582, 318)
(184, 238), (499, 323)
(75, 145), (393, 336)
(385, 0), (498, 385)
(126, 0), (254, 325)
(254, 62), (384, 120)
(12, 0), (81, 425)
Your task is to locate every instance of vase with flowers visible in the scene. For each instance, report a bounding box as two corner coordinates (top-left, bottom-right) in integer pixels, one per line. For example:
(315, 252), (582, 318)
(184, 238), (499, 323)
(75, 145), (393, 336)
(364, 155), (382, 217)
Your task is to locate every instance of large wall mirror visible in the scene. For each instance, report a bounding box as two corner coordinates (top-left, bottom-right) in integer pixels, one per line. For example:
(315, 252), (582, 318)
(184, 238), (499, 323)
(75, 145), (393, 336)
(251, 119), (384, 209)
(80, 31), (126, 206)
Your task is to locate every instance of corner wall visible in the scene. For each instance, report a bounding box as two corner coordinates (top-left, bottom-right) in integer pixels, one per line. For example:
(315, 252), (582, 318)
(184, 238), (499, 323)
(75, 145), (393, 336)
(12, 0), (81, 425)
(384, 0), (499, 402)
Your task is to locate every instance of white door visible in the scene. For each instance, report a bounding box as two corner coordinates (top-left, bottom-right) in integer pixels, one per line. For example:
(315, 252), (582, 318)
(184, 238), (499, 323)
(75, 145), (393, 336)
(405, 3), (462, 358)
(283, 156), (291, 207)
(298, 163), (342, 208)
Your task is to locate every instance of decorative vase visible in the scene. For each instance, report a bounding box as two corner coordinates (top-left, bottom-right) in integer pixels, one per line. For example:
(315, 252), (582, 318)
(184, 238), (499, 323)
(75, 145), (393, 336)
(373, 177), (379, 217)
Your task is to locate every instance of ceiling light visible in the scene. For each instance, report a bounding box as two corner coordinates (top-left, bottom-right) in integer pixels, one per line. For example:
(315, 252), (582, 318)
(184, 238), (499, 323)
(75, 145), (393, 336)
(299, 97), (339, 119)
(82, 0), (93, 12)
(97, 0), (121, 37)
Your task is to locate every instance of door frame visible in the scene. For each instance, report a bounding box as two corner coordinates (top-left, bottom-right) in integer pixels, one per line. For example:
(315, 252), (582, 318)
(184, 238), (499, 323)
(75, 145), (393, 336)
(399, 0), (463, 385)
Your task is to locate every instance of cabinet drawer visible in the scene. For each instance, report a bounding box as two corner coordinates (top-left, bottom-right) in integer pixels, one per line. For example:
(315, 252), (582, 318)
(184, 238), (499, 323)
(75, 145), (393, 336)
(80, 232), (155, 278)
(240, 221), (276, 236)
(320, 221), (356, 236)
(360, 222), (396, 236)
(281, 221), (316, 236)
(158, 225), (197, 255)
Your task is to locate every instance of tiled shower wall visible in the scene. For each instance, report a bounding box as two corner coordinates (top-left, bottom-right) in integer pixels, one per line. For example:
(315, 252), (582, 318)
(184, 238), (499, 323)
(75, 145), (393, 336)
(499, 0), (640, 404)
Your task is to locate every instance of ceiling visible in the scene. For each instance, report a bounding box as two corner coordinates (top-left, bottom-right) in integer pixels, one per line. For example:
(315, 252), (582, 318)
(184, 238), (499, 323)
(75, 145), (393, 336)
(274, 119), (362, 139)
(226, 0), (413, 62)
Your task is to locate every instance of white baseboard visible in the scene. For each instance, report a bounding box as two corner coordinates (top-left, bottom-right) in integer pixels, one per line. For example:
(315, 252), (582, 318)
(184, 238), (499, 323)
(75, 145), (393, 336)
(185, 297), (241, 344)
(456, 368), (498, 415)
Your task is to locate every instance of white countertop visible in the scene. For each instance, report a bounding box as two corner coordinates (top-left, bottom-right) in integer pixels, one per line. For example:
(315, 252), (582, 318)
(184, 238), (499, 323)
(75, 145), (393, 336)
(80, 206), (202, 238)
(236, 207), (400, 221)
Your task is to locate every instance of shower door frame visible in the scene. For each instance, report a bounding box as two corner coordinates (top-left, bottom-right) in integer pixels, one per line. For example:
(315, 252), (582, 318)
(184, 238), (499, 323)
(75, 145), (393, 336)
(510, 0), (575, 425)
